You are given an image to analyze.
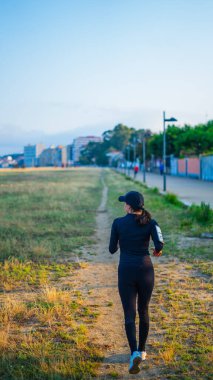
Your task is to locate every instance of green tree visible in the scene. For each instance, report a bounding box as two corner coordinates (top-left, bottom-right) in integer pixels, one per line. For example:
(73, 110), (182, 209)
(80, 120), (213, 166)
(79, 141), (109, 166)
(177, 122), (213, 156)
(110, 124), (134, 151)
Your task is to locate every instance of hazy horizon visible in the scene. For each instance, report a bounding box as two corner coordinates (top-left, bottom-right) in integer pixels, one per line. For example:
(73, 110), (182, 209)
(1, 0), (213, 155)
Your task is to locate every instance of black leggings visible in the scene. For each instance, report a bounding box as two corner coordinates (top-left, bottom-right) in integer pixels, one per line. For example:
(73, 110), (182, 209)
(118, 256), (154, 354)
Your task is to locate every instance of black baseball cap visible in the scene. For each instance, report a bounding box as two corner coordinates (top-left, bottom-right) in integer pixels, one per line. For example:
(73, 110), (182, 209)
(118, 191), (144, 210)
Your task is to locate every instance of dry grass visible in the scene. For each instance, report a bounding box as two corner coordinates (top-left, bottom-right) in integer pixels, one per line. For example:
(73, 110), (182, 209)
(0, 282), (102, 379)
(0, 168), (103, 379)
(149, 260), (212, 378)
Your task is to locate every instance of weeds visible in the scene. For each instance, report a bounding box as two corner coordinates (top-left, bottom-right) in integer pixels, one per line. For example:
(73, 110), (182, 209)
(189, 202), (213, 224)
(151, 186), (160, 194)
(193, 261), (213, 279)
(164, 192), (184, 207)
(0, 258), (74, 291)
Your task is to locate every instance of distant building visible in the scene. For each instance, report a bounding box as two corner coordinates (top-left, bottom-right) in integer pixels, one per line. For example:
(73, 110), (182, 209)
(60, 145), (67, 167)
(24, 144), (44, 167)
(0, 154), (24, 168)
(0, 156), (15, 168)
(39, 146), (55, 167)
(66, 144), (73, 166)
(39, 145), (67, 167)
(72, 136), (102, 163)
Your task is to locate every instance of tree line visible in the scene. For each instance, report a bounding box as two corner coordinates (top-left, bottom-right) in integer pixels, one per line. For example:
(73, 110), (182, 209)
(79, 120), (213, 166)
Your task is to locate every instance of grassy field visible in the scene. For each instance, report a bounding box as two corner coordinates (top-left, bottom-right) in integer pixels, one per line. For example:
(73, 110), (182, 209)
(106, 170), (212, 379)
(0, 168), (103, 380)
(0, 169), (102, 262)
(0, 168), (212, 379)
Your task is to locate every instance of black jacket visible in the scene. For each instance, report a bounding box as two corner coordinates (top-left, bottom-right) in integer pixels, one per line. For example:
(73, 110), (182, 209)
(109, 213), (163, 264)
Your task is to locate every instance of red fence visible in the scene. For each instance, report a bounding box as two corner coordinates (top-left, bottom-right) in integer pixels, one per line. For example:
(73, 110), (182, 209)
(178, 159), (186, 175)
(187, 158), (200, 176)
(176, 158), (200, 177)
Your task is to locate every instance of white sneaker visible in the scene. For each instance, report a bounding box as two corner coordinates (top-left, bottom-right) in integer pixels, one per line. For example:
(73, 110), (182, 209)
(129, 351), (142, 374)
(138, 351), (147, 361)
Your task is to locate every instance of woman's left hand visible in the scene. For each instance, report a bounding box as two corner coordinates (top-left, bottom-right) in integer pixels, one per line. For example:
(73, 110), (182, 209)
(153, 249), (162, 257)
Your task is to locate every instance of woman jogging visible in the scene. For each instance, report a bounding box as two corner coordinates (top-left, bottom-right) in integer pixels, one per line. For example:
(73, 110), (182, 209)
(109, 190), (163, 375)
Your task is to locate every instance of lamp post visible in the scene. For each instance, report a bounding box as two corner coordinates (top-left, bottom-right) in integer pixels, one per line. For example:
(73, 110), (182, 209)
(163, 111), (177, 191)
(127, 145), (130, 176)
(137, 135), (146, 183)
(142, 137), (146, 183)
(133, 136), (136, 164)
(137, 132), (147, 183)
(124, 146), (129, 175)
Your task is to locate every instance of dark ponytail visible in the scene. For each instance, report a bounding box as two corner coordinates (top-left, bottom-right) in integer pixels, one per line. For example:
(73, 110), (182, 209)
(134, 208), (151, 225)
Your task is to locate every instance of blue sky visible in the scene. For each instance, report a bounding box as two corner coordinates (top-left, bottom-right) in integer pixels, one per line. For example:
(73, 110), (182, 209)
(0, 0), (213, 154)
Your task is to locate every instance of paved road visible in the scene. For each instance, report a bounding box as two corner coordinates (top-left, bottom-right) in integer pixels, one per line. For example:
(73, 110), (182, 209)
(120, 169), (213, 208)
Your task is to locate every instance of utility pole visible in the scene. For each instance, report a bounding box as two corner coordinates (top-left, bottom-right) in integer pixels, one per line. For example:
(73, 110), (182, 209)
(133, 136), (136, 164)
(143, 136), (146, 183)
(127, 145), (130, 176)
(163, 111), (166, 191)
(163, 111), (178, 191)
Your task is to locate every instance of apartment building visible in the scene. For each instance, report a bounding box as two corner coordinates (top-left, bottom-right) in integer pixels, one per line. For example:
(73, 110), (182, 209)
(66, 144), (73, 165)
(24, 144), (44, 167)
(39, 145), (67, 167)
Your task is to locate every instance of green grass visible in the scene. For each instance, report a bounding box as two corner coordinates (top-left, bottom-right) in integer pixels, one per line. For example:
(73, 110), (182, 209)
(164, 192), (185, 207)
(188, 202), (213, 224)
(0, 168), (103, 379)
(0, 169), (102, 262)
(0, 258), (78, 291)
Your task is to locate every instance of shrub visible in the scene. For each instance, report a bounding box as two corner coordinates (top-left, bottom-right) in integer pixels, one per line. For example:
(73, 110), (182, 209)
(151, 187), (159, 194)
(164, 192), (183, 207)
(189, 202), (212, 224)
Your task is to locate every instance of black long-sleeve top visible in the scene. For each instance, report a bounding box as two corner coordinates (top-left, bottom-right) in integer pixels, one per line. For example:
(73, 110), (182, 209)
(109, 214), (163, 264)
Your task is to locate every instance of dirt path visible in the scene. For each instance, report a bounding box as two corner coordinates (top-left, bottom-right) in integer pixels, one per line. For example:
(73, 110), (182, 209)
(72, 177), (212, 379)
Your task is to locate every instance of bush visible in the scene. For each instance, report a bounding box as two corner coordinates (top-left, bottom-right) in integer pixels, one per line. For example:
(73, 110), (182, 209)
(189, 202), (213, 224)
(164, 192), (183, 207)
(151, 187), (159, 194)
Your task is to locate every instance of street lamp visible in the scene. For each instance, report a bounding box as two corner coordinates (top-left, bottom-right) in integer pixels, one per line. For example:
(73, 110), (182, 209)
(163, 111), (177, 191)
(127, 145), (130, 176)
(133, 136), (137, 164)
(124, 145), (130, 176)
(142, 137), (146, 183)
(137, 134), (146, 183)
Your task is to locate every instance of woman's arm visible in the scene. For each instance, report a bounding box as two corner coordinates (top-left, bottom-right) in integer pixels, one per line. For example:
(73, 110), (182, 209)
(109, 219), (119, 254)
(151, 220), (164, 255)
